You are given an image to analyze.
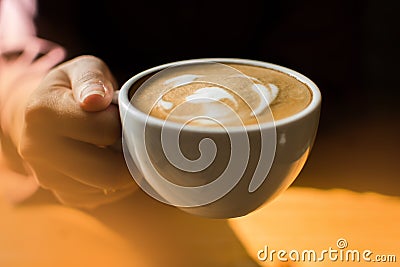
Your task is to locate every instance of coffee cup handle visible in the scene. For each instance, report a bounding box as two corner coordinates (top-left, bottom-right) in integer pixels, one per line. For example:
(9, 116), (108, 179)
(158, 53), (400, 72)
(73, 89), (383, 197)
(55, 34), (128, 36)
(110, 90), (122, 151)
(112, 90), (120, 105)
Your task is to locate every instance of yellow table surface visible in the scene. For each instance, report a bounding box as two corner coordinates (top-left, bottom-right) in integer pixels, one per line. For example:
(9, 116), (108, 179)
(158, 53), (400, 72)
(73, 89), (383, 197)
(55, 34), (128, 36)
(0, 187), (399, 267)
(0, 117), (399, 266)
(230, 187), (400, 266)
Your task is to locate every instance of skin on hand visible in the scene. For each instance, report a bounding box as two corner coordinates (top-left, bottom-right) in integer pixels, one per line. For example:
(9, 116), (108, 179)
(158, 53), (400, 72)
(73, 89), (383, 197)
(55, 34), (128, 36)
(0, 37), (66, 203)
(14, 55), (137, 208)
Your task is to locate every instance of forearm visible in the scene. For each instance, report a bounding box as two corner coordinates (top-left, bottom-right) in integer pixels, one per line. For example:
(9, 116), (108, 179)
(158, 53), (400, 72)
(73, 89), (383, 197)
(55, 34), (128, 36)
(0, 46), (64, 156)
(0, 76), (37, 150)
(0, 116), (39, 204)
(0, 53), (53, 203)
(0, 1), (66, 203)
(0, 72), (40, 201)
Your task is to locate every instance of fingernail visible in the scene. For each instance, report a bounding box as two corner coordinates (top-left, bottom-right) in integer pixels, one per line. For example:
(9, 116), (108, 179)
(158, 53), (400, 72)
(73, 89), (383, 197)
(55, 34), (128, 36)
(79, 81), (107, 102)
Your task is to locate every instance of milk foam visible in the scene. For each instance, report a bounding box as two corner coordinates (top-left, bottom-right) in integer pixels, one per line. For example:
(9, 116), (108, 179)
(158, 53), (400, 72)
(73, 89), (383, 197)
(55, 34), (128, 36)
(251, 83), (279, 117)
(132, 63), (312, 125)
(155, 73), (279, 125)
(164, 74), (202, 87)
(185, 87), (238, 106)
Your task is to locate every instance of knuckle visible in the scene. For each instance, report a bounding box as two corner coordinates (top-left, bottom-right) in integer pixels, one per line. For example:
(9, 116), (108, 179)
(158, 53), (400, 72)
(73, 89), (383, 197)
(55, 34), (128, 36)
(76, 69), (105, 85)
(74, 55), (104, 65)
(73, 55), (108, 74)
(66, 55), (115, 91)
(66, 55), (110, 85)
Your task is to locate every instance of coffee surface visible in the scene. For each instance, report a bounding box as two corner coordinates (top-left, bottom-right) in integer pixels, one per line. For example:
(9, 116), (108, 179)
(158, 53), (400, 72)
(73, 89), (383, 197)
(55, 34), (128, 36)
(130, 63), (311, 126)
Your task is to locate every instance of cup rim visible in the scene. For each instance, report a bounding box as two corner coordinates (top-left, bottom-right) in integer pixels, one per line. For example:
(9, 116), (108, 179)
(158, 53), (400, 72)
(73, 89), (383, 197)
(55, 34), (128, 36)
(119, 58), (321, 133)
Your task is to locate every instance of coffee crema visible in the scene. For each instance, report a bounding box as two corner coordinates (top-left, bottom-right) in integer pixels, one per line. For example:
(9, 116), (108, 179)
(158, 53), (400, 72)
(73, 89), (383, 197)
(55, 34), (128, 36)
(130, 63), (311, 126)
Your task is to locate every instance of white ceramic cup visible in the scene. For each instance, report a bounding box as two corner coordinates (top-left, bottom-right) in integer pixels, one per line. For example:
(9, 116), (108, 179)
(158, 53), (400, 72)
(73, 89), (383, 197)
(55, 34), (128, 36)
(117, 58), (321, 218)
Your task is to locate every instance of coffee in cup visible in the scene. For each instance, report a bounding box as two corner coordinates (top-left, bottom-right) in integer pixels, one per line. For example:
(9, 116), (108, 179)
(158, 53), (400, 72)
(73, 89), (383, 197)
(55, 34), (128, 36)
(118, 58), (321, 218)
(131, 63), (311, 126)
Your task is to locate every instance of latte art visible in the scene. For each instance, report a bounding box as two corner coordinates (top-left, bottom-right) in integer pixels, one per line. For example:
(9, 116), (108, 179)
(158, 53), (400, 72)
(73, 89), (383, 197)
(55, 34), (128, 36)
(131, 63), (311, 126)
(152, 73), (280, 126)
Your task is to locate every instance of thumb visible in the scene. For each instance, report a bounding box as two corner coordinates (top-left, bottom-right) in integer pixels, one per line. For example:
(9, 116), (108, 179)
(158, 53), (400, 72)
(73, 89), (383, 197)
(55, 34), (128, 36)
(63, 55), (117, 112)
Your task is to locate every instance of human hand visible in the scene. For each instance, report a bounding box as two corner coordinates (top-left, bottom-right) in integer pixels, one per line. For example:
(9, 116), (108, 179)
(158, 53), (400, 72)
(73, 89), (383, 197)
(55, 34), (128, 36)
(0, 37), (65, 203)
(14, 55), (137, 208)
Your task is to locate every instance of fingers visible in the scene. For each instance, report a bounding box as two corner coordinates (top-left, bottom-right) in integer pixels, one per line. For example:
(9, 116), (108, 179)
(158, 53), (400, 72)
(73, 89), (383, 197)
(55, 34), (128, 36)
(61, 55), (117, 112)
(5, 37), (65, 69)
(18, 55), (136, 208)
(57, 104), (121, 146)
(31, 45), (66, 72)
(25, 55), (121, 145)
(31, 162), (136, 209)
(52, 185), (136, 209)
(21, 136), (134, 190)
(30, 163), (99, 193)
(15, 39), (41, 66)
(27, 69), (121, 146)
(56, 138), (134, 190)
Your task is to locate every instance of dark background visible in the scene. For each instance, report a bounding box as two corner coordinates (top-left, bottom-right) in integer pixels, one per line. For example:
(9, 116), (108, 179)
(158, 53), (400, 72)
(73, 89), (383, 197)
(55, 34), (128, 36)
(37, 0), (400, 195)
